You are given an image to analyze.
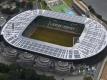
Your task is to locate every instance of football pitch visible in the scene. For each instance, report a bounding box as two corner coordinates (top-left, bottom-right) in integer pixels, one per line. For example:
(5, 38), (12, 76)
(30, 27), (78, 47)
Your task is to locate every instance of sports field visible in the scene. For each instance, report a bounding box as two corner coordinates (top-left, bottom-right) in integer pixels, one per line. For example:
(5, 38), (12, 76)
(30, 27), (77, 47)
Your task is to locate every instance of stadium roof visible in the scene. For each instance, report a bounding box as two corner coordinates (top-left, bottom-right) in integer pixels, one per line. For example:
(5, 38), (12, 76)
(1, 9), (107, 60)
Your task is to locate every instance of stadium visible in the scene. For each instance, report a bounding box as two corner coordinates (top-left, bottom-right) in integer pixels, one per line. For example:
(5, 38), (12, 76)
(1, 9), (107, 61)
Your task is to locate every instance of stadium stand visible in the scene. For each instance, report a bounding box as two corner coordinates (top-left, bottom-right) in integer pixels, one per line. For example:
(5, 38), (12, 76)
(1, 9), (107, 60)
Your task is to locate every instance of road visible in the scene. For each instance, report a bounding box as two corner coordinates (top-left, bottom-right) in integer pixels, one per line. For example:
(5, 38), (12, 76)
(83, 0), (107, 21)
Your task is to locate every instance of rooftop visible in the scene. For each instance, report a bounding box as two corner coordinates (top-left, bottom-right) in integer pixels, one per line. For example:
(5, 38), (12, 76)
(1, 9), (107, 60)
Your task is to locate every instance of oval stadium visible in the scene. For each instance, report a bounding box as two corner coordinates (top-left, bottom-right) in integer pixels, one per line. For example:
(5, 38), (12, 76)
(1, 9), (107, 60)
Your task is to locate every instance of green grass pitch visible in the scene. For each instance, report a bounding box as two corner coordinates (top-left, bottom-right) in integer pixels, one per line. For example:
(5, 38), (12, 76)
(30, 27), (77, 47)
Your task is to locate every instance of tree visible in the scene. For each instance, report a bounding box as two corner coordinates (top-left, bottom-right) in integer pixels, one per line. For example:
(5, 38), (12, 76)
(97, 14), (102, 19)
(0, 63), (56, 80)
(1, 7), (19, 15)
(22, 69), (39, 80)
(8, 70), (21, 80)
(83, 76), (93, 80)
(0, 0), (5, 3)
(0, 63), (9, 73)
(88, 5), (95, 13)
(27, 1), (33, 9)
(15, 1), (21, 8)
(8, 63), (21, 71)
(0, 74), (9, 80)
(20, 0), (26, 8)
(39, 75), (56, 80)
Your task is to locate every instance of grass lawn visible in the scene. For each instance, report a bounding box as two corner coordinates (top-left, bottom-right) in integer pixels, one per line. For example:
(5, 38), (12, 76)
(64, 0), (73, 6)
(41, 0), (73, 13)
(30, 27), (77, 47)
(51, 3), (70, 13)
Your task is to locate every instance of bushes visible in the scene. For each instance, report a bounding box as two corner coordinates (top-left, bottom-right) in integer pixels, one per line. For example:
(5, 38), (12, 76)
(0, 63), (10, 73)
(39, 75), (56, 80)
(26, 1), (33, 9)
(83, 76), (93, 80)
(0, 63), (56, 80)
(1, 7), (19, 15)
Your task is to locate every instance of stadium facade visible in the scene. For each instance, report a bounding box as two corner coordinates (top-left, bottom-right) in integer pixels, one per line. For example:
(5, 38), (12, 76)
(1, 9), (107, 61)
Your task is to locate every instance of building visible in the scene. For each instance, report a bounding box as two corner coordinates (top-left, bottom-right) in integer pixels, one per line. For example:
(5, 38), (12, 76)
(1, 9), (107, 61)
